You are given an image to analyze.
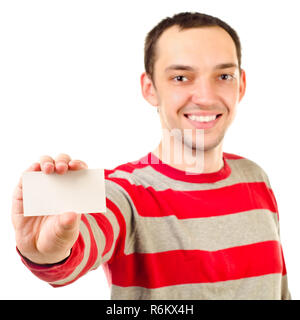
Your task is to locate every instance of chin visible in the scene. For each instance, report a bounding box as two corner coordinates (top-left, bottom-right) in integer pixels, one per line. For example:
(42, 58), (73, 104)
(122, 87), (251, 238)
(190, 133), (225, 152)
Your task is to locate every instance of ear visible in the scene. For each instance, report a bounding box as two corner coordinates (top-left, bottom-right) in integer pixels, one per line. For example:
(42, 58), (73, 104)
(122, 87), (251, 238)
(140, 72), (159, 107)
(238, 69), (246, 103)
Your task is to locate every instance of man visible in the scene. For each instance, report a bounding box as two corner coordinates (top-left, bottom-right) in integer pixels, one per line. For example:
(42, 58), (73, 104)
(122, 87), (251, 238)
(12, 12), (290, 299)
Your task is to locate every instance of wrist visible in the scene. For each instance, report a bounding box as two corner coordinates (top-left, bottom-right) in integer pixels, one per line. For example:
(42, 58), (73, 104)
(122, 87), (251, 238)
(17, 247), (71, 267)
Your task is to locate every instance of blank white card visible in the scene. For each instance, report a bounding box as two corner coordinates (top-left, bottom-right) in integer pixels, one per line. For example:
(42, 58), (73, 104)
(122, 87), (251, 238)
(22, 169), (106, 216)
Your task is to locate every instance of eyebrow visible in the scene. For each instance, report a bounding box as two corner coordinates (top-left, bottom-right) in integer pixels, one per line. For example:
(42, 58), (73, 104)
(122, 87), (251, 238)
(214, 63), (238, 70)
(164, 63), (238, 73)
(164, 64), (195, 72)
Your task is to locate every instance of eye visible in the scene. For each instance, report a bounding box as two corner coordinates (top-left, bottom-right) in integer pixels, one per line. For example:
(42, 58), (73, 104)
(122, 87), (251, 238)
(173, 75), (188, 82)
(219, 74), (234, 81)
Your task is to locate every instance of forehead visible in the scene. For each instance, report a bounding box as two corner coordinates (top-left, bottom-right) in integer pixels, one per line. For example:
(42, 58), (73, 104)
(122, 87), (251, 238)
(155, 25), (238, 69)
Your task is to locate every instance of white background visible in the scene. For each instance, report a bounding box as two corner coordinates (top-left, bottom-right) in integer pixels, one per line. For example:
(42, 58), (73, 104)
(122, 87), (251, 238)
(0, 0), (299, 299)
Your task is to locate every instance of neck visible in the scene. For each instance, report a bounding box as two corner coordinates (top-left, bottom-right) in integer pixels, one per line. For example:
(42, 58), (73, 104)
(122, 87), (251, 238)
(152, 138), (224, 174)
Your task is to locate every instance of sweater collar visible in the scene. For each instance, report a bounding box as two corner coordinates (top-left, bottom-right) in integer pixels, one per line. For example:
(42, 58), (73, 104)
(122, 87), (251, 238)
(145, 152), (231, 183)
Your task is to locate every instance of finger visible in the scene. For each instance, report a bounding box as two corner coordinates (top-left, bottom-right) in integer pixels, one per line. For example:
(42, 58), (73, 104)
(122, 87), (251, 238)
(54, 153), (72, 175)
(12, 182), (25, 217)
(40, 155), (55, 174)
(18, 162), (41, 189)
(68, 160), (88, 170)
(14, 162), (41, 217)
(13, 184), (23, 201)
(12, 197), (25, 217)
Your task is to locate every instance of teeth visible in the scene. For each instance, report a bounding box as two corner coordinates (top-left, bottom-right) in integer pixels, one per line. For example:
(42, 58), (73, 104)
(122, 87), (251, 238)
(187, 114), (217, 122)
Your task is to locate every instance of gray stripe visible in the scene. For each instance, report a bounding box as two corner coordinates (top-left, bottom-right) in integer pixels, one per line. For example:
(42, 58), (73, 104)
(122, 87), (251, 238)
(49, 220), (91, 286)
(108, 158), (271, 191)
(105, 171), (278, 255)
(125, 209), (279, 254)
(85, 214), (106, 270)
(111, 274), (290, 300)
(105, 180), (136, 255)
(85, 209), (122, 267)
(99, 208), (121, 263)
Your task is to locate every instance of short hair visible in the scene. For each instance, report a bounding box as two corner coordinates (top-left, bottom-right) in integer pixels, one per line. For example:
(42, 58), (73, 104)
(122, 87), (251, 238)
(144, 12), (242, 82)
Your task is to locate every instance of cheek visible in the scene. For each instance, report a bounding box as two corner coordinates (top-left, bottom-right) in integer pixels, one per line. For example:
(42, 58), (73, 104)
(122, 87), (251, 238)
(225, 96), (238, 126)
(160, 87), (190, 114)
(158, 90), (189, 129)
(220, 85), (239, 112)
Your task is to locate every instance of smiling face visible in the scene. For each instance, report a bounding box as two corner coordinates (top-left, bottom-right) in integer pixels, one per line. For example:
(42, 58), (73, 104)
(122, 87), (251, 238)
(141, 25), (246, 152)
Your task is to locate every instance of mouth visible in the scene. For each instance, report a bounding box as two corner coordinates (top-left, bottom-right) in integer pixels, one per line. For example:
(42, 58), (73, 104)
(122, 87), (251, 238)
(183, 113), (222, 129)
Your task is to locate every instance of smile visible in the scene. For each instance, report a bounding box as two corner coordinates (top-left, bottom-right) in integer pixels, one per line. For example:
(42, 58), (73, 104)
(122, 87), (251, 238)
(184, 113), (222, 129)
(186, 114), (217, 122)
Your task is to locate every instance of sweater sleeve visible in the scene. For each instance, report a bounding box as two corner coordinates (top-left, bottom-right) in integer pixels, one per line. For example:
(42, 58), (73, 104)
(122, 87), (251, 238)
(18, 171), (135, 287)
(258, 166), (292, 299)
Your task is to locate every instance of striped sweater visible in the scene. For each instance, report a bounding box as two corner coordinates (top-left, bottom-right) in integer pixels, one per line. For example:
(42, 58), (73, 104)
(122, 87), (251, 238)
(20, 152), (291, 300)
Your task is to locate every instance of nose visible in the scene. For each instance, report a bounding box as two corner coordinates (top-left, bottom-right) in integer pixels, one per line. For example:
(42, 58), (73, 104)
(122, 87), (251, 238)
(190, 78), (218, 107)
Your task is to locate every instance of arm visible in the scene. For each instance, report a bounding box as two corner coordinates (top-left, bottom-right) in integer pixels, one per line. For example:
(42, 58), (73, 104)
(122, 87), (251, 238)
(13, 154), (132, 287)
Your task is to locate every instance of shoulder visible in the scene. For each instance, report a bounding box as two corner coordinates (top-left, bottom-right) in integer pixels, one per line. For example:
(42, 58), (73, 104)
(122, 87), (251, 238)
(104, 158), (147, 183)
(103, 155), (151, 199)
(224, 152), (271, 186)
(224, 152), (267, 172)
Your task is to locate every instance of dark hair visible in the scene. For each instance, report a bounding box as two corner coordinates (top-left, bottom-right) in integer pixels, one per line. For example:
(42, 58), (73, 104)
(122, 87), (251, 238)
(144, 12), (242, 81)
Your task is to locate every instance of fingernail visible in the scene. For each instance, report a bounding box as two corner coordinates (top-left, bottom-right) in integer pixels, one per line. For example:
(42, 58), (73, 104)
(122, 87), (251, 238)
(56, 161), (67, 167)
(43, 162), (53, 168)
(42, 162), (53, 172)
(70, 160), (85, 168)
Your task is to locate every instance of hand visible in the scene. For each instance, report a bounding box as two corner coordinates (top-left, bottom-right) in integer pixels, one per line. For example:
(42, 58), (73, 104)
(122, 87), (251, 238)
(12, 153), (88, 264)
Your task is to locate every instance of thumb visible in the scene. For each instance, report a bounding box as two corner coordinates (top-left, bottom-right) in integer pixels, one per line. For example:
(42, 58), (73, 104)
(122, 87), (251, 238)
(59, 212), (81, 230)
(55, 212), (81, 245)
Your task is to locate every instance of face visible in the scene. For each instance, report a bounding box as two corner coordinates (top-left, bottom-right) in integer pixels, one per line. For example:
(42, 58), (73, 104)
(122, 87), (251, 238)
(141, 25), (246, 152)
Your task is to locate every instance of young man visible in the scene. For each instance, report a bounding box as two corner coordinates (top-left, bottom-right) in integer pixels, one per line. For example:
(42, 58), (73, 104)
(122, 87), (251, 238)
(12, 12), (290, 299)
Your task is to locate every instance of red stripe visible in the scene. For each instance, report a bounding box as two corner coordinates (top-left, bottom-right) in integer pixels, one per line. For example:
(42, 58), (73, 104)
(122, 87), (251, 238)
(20, 233), (85, 284)
(104, 152), (244, 176)
(88, 212), (114, 257)
(78, 214), (98, 270)
(53, 207), (125, 287)
(105, 160), (148, 176)
(281, 245), (287, 276)
(268, 188), (280, 221)
(109, 241), (284, 288)
(104, 198), (127, 263)
(54, 201), (126, 287)
(52, 215), (99, 287)
(101, 198), (128, 286)
(107, 180), (277, 219)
